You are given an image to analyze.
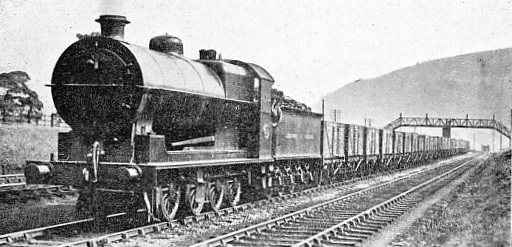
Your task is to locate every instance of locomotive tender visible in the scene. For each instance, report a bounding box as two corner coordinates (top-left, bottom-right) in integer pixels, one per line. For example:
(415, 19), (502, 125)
(25, 15), (470, 221)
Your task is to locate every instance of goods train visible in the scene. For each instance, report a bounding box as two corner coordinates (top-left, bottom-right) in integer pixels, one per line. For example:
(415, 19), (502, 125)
(24, 15), (470, 222)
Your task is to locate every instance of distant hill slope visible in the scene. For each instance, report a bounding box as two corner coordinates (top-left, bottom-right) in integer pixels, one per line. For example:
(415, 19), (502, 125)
(316, 49), (512, 130)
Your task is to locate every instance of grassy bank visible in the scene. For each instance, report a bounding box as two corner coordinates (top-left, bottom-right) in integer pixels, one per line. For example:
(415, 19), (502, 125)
(391, 152), (511, 246)
(0, 123), (59, 174)
(0, 196), (77, 234)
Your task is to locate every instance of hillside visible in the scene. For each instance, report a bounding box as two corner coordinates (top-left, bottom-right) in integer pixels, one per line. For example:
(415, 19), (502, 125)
(316, 49), (512, 149)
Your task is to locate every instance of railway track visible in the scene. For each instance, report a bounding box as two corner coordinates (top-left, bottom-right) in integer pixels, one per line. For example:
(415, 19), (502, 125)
(190, 155), (480, 247)
(0, 165), (404, 246)
(0, 174), (78, 203)
(0, 155), (475, 247)
(0, 174), (25, 189)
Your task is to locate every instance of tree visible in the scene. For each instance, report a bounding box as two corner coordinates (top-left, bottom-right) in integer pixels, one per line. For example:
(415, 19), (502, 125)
(0, 71), (43, 122)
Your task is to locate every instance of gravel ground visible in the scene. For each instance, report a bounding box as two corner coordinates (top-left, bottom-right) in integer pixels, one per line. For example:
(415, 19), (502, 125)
(362, 153), (487, 247)
(369, 152), (509, 247)
(109, 154), (473, 247)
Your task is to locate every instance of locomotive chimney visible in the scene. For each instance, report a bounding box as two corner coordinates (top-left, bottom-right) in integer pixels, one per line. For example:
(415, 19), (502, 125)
(95, 15), (130, 41)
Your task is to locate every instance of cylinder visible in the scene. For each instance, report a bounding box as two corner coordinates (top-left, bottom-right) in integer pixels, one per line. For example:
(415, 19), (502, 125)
(116, 166), (141, 181)
(25, 163), (52, 183)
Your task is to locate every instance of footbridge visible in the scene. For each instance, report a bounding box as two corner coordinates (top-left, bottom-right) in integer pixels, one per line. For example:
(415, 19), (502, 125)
(384, 114), (510, 139)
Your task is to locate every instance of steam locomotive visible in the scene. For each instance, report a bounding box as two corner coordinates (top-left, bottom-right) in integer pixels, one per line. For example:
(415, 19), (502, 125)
(24, 15), (470, 222)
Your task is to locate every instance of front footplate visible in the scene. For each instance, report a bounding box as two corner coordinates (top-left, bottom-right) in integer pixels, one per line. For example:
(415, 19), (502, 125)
(24, 160), (147, 189)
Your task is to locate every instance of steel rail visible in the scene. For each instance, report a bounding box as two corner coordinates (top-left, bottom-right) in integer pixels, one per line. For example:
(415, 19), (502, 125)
(292, 156), (476, 246)
(180, 154), (466, 225)
(0, 173), (78, 201)
(0, 209), (151, 245)
(0, 184), (78, 204)
(0, 173), (25, 185)
(0, 182), (26, 190)
(0, 161), (404, 246)
(181, 166), (405, 224)
(0, 155), (472, 247)
(1, 156), (459, 247)
(189, 156), (476, 247)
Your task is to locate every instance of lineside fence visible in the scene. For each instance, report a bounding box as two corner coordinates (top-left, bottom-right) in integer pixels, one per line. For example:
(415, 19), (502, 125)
(0, 113), (70, 175)
(0, 112), (70, 129)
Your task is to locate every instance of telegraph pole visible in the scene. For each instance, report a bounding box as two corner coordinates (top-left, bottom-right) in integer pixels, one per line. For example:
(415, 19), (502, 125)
(492, 129), (495, 152)
(331, 109), (340, 122)
(492, 115), (495, 152)
(500, 132), (502, 150)
(321, 99), (324, 121)
(473, 133), (475, 151)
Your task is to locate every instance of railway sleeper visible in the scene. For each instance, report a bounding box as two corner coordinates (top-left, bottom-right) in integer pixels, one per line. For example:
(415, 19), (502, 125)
(331, 235), (364, 243)
(386, 206), (410, 213)
(376, 211), (403, 218)
(351, 224), (380, 232)
(365, 217), (393, 225)
(316, 211), (357, 218)
(28, 239), (68, 245)
(320, 208), (359, 214)
(379, 212), (405, 219)
(271, 228), (321, 235)
(393, 202), (419, 209)
(339, 231), (372, 239)
(359, 221), (386, 229)
(286, 224), (335, 232)
(255, 232), (312, 240)
(319, 208), (353, 214)
(322, 206), (357, 211)
(396, 197), (419, 203)
(325, 239), (359, 246)
(243, 234), (298, 244)
(385, 206), (409, 212)
(308, 215), (352, 221)
(327, 213), (359, 218)
(390, 206), (414, 213)
(395, 201), (418, 207)
(279, 224), (330, 232)
(230, 239), (294, 247)
(343, 228), (375, 235)
(294, 220), (338, 228)
(399, 197), (422, 203)
(295, 217), (348, 224)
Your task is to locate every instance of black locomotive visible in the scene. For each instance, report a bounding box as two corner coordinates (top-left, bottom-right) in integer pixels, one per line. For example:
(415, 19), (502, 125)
(25, 15), (470, 221)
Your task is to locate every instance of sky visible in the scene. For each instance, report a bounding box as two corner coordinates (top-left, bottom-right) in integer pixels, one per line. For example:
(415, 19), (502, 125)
(1, 0), (512, 114)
